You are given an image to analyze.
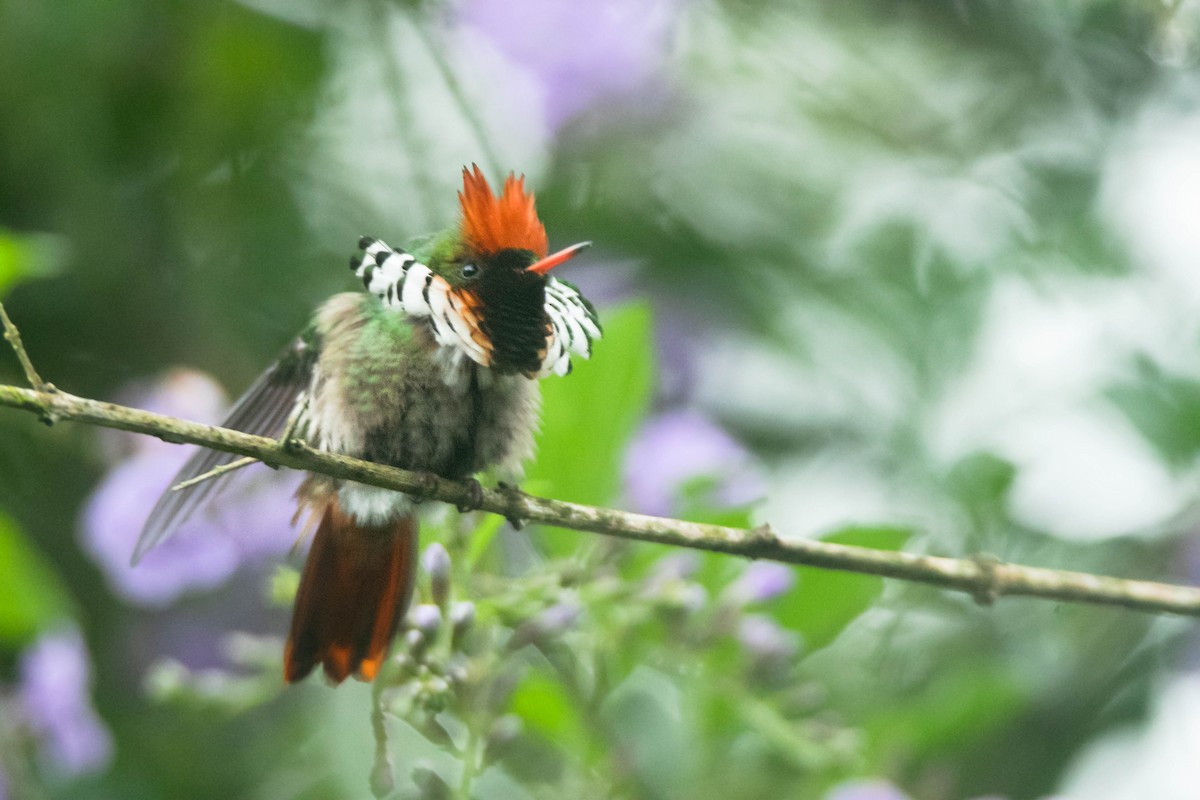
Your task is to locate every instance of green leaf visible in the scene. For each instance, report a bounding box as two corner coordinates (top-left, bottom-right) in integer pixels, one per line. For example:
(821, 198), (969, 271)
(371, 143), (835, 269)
(773, 525), (912, 653)
(866, 663), (1027, 759)
(526, 303), (653, 552)
(677, 475), (757, 528)
(946, 451), (1017, 536)
(600, 666), (695, 796)
(464, 512), (506, 570)
(0, 228), (66, 299)
(1107, 356), (1200, 468)
(0, 513), (73, 645)
(947, 452), (1016, 507)
(509, 674), (586, 751)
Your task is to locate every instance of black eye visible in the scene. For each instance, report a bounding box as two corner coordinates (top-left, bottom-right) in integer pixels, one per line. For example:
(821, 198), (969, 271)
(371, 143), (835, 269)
(461, 263), (480, 279)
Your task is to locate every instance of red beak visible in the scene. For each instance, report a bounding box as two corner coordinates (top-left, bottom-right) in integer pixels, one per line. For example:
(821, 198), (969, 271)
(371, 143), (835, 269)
(526, 241), (592, 275)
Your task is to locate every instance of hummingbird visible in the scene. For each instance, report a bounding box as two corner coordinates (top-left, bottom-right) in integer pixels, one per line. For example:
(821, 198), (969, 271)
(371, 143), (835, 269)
(134, 165), (600, 684)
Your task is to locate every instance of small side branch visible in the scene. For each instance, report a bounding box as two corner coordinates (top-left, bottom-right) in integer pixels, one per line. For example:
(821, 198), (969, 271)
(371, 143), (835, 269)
(2, 381), (1200, 618)
(0, 301), (47, 393)
(171, 456), (260, 492)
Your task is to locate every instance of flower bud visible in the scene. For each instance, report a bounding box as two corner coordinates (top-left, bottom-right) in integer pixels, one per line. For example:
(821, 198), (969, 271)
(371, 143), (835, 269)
(643, 553), (708, 621)
(662, 582), (708, 613)
(484, 714), (523, 764)
(404, 628), (426, 656)
(422, 543), (453, 608)
(449, 601), (475, 646)
(737, 614), (798, 661)
(643, 553), (701, 596)
(389, 652), (415, 679)
(369, 751), (395, 797)
(409, 604), (443, 639)
(421, 675), (451, 712)
(445, 658), (469, 687)
(737, 614), (800, 688)
(825, 779), (911, 800)
(507, 602), (582, 651)
(143, 658), (188, 702)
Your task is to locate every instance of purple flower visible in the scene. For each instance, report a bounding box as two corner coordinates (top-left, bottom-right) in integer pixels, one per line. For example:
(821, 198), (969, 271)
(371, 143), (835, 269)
(623, 408), (763, 517)
(81, 453), (242, 606)
(17, 629), (113, 777)
(535, 602), (582, 634)
(96, 368), (229, 463)
(79, 370), (300, 607)
(825, 781), (911, 800)
(646, 552), (701, 584)
(122, 576), (290, 673)
(723, 562), (795, 606)
(218, 465), (305, 563)
(737, 614), (799, 662)
(456, 0), (680, 131)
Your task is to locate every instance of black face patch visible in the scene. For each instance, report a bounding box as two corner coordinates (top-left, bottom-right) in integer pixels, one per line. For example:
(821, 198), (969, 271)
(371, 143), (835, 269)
(475, 249), (549, 375)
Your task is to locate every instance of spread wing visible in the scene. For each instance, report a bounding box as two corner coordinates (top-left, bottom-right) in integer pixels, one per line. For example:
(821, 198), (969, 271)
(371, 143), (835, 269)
(132, 334), (318, 564)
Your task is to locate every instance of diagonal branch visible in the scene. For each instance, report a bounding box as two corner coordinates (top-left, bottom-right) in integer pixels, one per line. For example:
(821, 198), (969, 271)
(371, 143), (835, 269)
(0, 301), (48, 393)
(2, 380), (1200, 617)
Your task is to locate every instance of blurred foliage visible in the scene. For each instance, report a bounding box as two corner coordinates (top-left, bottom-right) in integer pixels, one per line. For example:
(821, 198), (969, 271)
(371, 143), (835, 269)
(1107, 355), (1200, 468)
(0, 228), (66, 299)
(526, 303), (653, 553)
(3, 0), (1200, 799)
(775, 526), (911, 653)
(0, 513), (73, 646)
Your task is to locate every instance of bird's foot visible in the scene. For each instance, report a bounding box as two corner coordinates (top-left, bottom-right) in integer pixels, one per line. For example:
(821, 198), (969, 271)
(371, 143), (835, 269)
(408, 472), (439, 503)
(456, 478), (484, 513)
(497, 482), (526, 531)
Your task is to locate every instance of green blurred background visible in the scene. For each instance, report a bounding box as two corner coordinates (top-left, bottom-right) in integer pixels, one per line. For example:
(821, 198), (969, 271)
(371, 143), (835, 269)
(3, 1), (1200, 798)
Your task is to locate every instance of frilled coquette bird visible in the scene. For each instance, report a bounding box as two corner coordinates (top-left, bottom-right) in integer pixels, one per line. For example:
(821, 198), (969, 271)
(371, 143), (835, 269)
(135, 166), (600, 684)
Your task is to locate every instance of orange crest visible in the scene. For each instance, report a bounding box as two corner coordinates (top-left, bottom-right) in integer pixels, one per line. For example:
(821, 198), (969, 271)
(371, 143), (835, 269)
(458, 164), (548, 258)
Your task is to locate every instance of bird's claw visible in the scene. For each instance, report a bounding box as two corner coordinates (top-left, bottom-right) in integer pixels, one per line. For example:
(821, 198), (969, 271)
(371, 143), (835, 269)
(457, 478), (484, 513)
(498, 482), (526, 531)
(408, 472), (439, 503)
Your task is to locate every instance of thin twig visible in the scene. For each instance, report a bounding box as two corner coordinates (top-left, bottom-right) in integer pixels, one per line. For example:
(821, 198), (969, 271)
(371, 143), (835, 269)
(0, 301), (47, 392)
(171, 456), (259, 492)
(278, 395), (307, 445)
(3, 381), (1200, 618)
(369, 679), (394, 798)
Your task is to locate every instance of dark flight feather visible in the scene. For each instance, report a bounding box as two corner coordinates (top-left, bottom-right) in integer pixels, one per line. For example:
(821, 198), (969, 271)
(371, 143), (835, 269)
(132, 335), (318, 564)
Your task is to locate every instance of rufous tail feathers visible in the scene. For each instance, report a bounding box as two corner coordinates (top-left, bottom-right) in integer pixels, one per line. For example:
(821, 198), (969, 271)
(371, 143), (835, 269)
(284, 499), (418, 684)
